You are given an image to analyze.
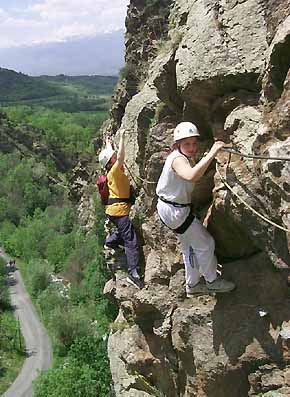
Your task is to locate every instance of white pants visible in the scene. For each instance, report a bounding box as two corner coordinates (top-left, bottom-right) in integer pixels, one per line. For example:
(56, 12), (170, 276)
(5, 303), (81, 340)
(178, 218), (217, 287)
(157, 200), (217, 287)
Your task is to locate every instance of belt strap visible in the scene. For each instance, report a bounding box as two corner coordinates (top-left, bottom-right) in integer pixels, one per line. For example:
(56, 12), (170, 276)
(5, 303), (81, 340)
(159, 207), (196, 235)
(107, 197), (132, 205)
(158, 196), (191, 208)
(174, 209), (196, 234)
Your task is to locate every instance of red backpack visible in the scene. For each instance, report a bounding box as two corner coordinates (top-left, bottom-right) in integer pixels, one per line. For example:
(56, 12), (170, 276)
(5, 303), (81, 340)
(96, 175), (109, 205)
(96, 175), (136, 206)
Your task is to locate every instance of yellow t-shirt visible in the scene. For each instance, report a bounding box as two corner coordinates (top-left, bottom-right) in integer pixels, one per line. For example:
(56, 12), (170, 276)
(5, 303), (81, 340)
(105, 162), (131, 217)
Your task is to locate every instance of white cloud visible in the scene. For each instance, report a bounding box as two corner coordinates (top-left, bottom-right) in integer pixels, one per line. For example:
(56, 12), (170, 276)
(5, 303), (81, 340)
(0, 8), (7, 22)
(0, 0), (129, 48)
(53, 22), (97, 40)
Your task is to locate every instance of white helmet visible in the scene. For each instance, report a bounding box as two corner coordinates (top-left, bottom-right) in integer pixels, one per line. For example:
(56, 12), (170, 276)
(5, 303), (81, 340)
(98, 147), (115, 167)
(173, 122), (200, 142)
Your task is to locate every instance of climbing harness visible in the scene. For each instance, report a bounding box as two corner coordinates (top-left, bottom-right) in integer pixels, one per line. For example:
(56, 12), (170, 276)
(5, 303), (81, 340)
(157, 195), (197, 234)
(158, 196), (191, 208)
(158, 206), (196, 235)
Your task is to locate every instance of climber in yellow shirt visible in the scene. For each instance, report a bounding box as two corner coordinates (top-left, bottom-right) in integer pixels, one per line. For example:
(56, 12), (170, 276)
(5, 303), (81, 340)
(99, 130), (144, 289)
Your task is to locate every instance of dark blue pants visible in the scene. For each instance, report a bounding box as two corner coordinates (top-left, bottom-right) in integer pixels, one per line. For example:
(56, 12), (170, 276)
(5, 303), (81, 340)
(105, 215), (139, 275)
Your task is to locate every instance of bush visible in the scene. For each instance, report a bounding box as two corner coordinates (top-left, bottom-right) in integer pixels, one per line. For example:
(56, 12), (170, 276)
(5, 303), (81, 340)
(0, 220), (17, 253)
(0, 259), (10, 310)
(69, 336), (112, 393)
(7, 221), (48, 261)
(46, 232), (75, 272)
(0, 312), (19, 351)
(63, 231), (100, 281)
(37, 286), (67, 320)
(33, 335), (112, 397)
(1, 206), (76, 263)
(33, 358), (99, 397)
(28, 260), (51, 298)
(49, 306), (93, 354)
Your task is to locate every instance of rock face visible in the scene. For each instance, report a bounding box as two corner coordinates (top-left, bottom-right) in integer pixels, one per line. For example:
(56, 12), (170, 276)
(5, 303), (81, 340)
(103, 1), (290, 396)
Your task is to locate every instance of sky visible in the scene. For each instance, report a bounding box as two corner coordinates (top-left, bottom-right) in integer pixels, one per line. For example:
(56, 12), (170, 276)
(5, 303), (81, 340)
(0, 0), (130, 49)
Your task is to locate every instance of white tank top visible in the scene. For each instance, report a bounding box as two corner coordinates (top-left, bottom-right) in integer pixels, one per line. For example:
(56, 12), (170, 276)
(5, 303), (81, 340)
(156, 150), (194, 204)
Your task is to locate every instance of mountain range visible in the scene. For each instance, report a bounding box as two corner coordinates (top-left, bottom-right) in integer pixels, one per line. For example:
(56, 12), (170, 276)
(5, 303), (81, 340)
(0, 30), (124, 76)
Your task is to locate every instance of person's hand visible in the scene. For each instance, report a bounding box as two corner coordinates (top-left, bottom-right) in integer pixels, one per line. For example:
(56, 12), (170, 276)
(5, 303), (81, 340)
(209, 141), (231, 157)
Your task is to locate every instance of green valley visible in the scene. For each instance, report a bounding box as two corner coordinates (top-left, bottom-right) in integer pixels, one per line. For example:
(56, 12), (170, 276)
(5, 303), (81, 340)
(0, 67), (118, 396)
(0, 68), (117, 112)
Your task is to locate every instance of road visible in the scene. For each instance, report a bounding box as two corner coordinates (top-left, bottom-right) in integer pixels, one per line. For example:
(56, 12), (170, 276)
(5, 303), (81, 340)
(1, 253), (53, 397)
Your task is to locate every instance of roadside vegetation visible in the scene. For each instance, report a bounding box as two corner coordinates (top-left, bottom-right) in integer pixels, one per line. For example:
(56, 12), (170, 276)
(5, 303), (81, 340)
(0, 71), (118, 396)
(0, 257), (25, 395)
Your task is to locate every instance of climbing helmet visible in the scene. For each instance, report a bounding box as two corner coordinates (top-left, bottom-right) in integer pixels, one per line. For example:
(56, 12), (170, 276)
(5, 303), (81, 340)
(173, 122), (200, 142)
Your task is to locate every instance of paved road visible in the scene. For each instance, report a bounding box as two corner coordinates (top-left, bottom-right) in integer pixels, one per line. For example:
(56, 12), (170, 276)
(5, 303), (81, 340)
(2, 253), (53, 397)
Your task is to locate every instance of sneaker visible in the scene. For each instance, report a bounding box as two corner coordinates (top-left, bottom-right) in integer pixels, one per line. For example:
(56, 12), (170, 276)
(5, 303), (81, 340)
(206, 277), (235, 293)
(126, 274), (145, 289)
(186, 282), (209, 297)
(103, 245), (115, 253)
(104, 244), (125, 253)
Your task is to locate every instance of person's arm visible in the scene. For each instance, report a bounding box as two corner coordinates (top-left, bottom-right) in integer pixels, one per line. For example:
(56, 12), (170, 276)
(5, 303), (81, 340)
(115, 129), (125, 168)
(172, 141), (229, 182)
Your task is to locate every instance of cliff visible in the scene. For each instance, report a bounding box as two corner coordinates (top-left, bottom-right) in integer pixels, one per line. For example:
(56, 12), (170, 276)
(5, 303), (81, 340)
(102, 1), (290, 396)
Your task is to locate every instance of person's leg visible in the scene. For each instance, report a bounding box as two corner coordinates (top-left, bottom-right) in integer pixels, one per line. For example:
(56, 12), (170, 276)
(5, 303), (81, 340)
(178, 235), (201, 287)
(105, 230), (124, 249)
(112, 216), (144, 289)
(181, 218), (235, 293)
(181, 218), (217, 283)
(105, 215), (125, 249)
(112, 216), (140, 276)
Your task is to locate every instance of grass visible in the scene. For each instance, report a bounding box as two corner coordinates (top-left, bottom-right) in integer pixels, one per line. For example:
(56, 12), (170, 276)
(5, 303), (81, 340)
(0, 312), (26, 396)
(0, 256), (25, 396)
(0, 257), (55, 394)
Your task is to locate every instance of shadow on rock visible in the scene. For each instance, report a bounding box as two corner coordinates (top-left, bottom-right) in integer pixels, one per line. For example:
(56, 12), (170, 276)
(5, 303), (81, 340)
(212, 253), (290, 365)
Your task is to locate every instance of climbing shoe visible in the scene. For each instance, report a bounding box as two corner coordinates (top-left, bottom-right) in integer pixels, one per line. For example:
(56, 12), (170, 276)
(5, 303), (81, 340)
(206, 277), (235, 293)
(186, 282), (209, 297)
(104, 245), (125, 261)
(104, 244), (125, 253)
(126, 274), (145, 289)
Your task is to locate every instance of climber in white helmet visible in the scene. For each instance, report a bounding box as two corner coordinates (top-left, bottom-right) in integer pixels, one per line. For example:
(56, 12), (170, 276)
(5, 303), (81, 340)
(98, 130), (144, 290)
(156, 122), (236, 297)
(98, 144), (115, 170)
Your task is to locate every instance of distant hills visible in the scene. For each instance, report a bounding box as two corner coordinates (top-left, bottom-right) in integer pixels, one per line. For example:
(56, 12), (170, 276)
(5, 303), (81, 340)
(0, 68), (118, 112)
(0, 68), (61, 102)
(0, 30), (124, 76)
